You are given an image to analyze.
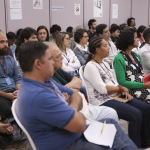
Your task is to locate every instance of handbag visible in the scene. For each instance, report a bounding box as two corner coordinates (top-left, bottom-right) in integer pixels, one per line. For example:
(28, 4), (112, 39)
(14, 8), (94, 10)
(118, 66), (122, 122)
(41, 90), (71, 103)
(0, 118), (26, 145)
(113, 94), (129, 103)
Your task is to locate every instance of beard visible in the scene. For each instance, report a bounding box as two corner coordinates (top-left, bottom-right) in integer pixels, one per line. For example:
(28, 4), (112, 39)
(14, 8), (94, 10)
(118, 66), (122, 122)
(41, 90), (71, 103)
(0, 47), (9, 56)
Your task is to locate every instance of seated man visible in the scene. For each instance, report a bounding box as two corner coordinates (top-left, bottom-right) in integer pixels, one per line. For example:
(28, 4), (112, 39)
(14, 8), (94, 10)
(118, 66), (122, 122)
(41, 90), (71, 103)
(16, 41), (138, 150)
(45, 42), (118, 124)
(0, 33), (21, 119)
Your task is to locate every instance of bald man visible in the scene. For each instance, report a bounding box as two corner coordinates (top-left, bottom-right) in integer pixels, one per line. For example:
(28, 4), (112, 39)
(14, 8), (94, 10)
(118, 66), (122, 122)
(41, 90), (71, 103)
(0, 33), (21, 119)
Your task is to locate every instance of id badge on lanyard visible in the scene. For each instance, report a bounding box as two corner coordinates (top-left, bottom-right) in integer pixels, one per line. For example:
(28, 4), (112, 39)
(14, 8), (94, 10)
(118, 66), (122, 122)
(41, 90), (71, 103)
(0, 56), (12, 85)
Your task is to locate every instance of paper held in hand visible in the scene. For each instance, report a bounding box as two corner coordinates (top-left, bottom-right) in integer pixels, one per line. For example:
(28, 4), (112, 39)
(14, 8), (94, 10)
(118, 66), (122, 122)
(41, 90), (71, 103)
(84, 120), (117, 148)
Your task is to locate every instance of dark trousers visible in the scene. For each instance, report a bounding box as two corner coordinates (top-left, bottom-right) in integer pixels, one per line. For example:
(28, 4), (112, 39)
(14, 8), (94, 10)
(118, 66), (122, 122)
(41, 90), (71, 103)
(64, 118), (137, 150)
(0, 96), (13, 119)
(101, 98), (150, 147)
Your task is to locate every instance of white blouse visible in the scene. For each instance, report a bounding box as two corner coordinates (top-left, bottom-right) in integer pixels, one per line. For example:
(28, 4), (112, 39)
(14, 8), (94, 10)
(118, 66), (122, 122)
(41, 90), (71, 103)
(84, 61), (118, 106)
(62, 48), (81, 73)
(139, 43), (150, 74)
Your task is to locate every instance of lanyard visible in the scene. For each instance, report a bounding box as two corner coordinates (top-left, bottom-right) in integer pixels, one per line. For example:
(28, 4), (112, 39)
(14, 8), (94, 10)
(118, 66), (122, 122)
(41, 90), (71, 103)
(0, 56), (7, 77)
(124, 51), (142, 70)
(92, 57), (115, 84)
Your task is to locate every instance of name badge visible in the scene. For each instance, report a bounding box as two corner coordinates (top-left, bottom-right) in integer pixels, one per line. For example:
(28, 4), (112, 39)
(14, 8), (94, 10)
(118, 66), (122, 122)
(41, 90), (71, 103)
(5, 77), (12, 85)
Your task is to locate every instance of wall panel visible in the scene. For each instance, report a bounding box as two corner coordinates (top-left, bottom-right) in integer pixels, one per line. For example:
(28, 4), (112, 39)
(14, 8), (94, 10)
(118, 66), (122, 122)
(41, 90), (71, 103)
(0, 0), (6, 34)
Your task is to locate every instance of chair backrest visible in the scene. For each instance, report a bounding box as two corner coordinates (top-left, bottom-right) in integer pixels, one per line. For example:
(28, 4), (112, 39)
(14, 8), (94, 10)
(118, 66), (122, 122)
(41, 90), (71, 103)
(79, 66), (90, 103)
(12, 100), (37, 150)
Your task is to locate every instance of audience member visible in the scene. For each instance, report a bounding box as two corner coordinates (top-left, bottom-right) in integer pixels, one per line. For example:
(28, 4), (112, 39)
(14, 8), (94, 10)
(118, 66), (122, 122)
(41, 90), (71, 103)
(73, 29), (89, 65)
(137, 25), (146, 44)
(110, 25), (120, 44)
(16, 41), (138, 150)
(66, 26), (73, 38)
(96, 24), (119, 66)
(69, 25), (82, 50)
(84, 36), (150, 147)
(139, 28), (150, 74)
(44, 42), (119, 124)
(127, 17), (136, 30)
(0, 33), (21, 119)
(16, 28), (23, 39)
(49, 24), (61, 42)
(114, 28), (150, 103)
(37, 25), (49, 42)
(87, 19), (97, 41)
(6, 31), (16, 55)
(120, 24), (127, 32)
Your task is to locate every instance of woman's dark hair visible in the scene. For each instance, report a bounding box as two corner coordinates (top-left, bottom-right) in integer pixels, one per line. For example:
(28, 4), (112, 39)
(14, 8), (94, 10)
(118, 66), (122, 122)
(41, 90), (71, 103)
(116, 28), (137, 51)
(96, 24), (107, 35)
(16, 27), (37, 47)
(88, 19), (96, 29)
(127, 17), (135, 26)
(143, 28), (150, 43)
(85, 36), (103, 65)
(37, 25), (50, 41)
(74, 29), (88, 44)
(16, 28), (23, 38)
(50, 24), (61, 34)
(110, 25), (120, 34)
(18, 41), (48, 72)
(137, 25), (146, 38)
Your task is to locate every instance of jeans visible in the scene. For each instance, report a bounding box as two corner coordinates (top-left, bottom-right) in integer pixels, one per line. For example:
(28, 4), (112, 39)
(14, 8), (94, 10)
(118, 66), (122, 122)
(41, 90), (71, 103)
(64, 118), (137, 150)
(101, 98), (150, 147)
(70, 71), (87, 95)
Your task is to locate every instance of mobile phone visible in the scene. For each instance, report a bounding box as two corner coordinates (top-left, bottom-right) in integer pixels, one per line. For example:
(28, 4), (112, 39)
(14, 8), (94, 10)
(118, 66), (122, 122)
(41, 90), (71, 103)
(118, 95), (126, 99)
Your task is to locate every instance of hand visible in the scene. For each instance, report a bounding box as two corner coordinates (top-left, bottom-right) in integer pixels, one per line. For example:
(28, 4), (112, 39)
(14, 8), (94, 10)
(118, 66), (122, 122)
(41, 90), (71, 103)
(121, 92), (133, 101)
(122, 87), (129, 93)
(65, 64), (68, 66)
(63, 92), (70, 103)
(144, 82), (150, 89)
(13, 90), (18, 97)
(6, 93), (17, 102)
(0, 123), (14, 134)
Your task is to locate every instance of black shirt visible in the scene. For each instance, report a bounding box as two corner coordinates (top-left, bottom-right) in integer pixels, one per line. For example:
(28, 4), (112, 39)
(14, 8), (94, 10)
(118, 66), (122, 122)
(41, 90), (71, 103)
(88, 30), (97, 41)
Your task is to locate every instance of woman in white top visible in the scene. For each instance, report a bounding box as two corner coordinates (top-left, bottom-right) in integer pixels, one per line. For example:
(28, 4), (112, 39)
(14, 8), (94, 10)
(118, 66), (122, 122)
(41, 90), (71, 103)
(83, 36), (150, 147)
(55, 32), (86, 95)
(139, 28), (150, 74)
(55, 32), (81, 74)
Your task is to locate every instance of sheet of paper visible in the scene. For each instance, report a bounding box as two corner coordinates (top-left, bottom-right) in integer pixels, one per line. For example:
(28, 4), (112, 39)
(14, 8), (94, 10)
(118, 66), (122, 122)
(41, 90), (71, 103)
(112, 4), (118, 19)
(84, 121), (116, 148)
(93, 0), (103, 17)
(33, 0), (43, 9)
(75, 3), (80, 15)
(10, 0), (22, 8)
(10, 9), (22, 20)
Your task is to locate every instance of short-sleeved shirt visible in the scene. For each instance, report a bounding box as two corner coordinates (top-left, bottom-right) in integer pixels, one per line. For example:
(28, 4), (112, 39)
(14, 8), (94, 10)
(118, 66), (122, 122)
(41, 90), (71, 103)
(16, 77), (82, 150)
(0, 55), (21, 92)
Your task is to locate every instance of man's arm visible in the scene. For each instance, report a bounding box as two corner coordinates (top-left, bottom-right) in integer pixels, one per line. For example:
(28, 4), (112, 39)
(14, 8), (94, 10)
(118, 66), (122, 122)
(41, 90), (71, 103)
(65, 76), (82, 90)
(64, 89), (86, 133)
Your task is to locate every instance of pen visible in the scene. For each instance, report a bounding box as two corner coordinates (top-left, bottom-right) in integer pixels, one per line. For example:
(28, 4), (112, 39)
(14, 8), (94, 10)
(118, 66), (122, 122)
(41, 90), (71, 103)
(100, 121), (106, 137)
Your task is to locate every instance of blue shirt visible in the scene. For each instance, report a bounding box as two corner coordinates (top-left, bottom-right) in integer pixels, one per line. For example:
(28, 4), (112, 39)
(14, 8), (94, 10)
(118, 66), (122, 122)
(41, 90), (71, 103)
(0, 55), (21, 92)
(16, 77), (82, 150)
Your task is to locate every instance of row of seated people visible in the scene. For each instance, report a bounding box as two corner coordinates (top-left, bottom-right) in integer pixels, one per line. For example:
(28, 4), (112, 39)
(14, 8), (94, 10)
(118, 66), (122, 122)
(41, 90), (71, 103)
(0, 21), (150, 149)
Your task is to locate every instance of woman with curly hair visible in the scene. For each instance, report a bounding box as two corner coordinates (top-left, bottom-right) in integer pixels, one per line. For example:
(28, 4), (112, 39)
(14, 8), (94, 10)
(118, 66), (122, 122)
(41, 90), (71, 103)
(113, 28), (150, 104)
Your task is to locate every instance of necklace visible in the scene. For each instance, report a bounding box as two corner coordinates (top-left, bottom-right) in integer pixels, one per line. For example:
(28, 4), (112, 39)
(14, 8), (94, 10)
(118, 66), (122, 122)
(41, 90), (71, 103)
(92, 57), (115, 84)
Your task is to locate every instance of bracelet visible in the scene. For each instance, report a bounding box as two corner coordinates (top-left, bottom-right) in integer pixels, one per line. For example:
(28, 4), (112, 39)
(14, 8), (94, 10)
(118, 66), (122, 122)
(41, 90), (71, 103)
(117, 85), (124, 93)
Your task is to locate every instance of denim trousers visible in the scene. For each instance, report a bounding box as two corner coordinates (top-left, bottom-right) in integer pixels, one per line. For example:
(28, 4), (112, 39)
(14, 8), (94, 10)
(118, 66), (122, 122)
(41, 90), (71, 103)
(70, 71), (87, 95)
(64, 118), (137, 150)
(101, 98), (150, 147)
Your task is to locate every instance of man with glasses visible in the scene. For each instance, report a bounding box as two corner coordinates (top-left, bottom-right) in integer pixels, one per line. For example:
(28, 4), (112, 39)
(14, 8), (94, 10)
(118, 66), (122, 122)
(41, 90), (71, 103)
(0, 33), (21, 119)
(96, 24), (119, 67)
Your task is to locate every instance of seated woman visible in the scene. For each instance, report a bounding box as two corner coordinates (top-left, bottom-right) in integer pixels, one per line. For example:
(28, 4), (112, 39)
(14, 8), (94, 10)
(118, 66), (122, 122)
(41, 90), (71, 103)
(55, 32), (86, 95)
(37, 25), (49, 42)
(113, 28), (150, 103)
(83, 36), (150, 148)
(139, 28), (150, 75)
(73, 28), (89, 65)
(137, 25), (146, 45)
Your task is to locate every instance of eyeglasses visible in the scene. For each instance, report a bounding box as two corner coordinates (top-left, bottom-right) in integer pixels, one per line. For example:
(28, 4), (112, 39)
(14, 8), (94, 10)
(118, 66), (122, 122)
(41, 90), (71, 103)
(64, 38), (70, 41)
(83, 36), (89, 38)
(52, 53), (63, 59)
(38, 32), (47, 35)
